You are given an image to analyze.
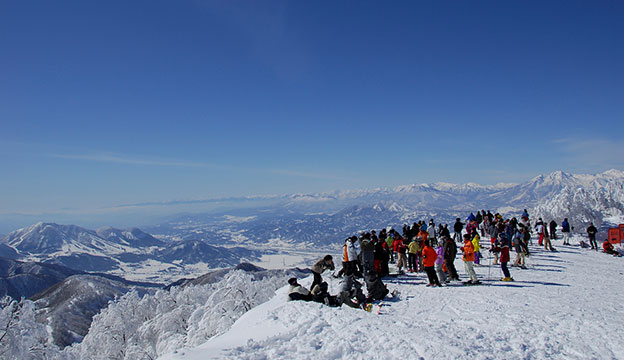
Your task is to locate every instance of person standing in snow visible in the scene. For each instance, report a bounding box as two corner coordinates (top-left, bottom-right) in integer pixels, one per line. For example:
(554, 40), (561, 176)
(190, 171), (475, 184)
(549, 220), (558, 240)
(386, 231), (396, 263)
(499, 233), (513, 281)
(287, 278), (312, 301)
(453, 218), (464, 243)
(461, 234), (480, 284)
(512, 227), (526, 269)
(472, 231), (481, 265)
(435, 239), (447, 284)
(422, 240), (441, 286)
(561, 218), (572, 245)
(543, 226), (554, 251)
(359, 233), (375, 276)
(586, 222), (598, 250)
(535, 218), (545, 246)
(444, 236), (460, 281)
(408, 238), (421, 273)
(339, 237), (358, 277)
(394, 235), (408, 274)
(488, 220), (500, 265)
(311, 255), (335, 290)
(428, 219), (436, 242)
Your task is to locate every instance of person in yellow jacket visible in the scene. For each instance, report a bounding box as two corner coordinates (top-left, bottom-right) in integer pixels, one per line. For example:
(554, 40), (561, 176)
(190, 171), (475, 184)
(472, 232), (481, 265)
(408, 239), (422, 272)
(460, 234), (480, 284)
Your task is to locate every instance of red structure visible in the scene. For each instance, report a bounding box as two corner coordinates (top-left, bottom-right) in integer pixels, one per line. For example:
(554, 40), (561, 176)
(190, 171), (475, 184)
(607, 224), (624, 244)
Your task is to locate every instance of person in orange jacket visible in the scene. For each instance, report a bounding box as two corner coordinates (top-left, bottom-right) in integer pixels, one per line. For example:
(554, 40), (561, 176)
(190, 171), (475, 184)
(422, 240), (441, 286)
(460, 234), (480, 284)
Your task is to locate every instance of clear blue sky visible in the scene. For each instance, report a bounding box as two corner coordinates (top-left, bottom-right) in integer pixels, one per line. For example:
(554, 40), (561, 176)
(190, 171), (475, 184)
(1, 0), (623, 219)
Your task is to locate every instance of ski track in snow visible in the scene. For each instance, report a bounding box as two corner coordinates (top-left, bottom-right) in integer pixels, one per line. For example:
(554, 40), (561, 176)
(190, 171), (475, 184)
(161, 235), (624, 360)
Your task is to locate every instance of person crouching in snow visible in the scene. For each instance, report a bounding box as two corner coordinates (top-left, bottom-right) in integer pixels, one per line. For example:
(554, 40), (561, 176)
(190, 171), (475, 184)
(287, 277), (312, 301)
(422, 240), (441, 286)
(311, 255), (335, 290)
(461, 234), (480, 284)
(435, 239), (448, 284)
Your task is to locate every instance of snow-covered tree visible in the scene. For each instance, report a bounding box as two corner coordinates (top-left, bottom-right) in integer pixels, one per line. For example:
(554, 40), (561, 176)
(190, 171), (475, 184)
(66, 270), (296, 360)
(0, 296), (62, 359)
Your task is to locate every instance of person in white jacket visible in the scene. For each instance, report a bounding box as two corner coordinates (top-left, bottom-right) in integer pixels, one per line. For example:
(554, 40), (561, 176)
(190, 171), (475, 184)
(287, 278), (312, 301)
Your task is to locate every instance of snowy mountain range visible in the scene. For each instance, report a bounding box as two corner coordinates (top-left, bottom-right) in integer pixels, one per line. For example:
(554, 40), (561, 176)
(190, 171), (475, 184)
(0, 223), (261, 282)
(150, 169), (624, 248)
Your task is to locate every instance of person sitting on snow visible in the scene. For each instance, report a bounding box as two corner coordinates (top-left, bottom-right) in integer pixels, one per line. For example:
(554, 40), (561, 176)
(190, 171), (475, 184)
(287, 277), (312, 302)
(339, 275), (367, 308)
(364, 270), (389, 302)
(311, 281), (341, 307)
(603, 240), (620, 256)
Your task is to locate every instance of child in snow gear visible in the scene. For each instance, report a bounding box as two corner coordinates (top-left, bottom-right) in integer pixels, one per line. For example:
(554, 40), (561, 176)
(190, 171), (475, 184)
(461, 234), (480, 284)
(422, 240), (441, 286)
(287, 278), (312, 301)
(311, 255), (335, 290)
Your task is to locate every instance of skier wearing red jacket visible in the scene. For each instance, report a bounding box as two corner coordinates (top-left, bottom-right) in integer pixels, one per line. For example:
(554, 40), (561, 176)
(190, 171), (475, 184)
(422, 240), (441, 286)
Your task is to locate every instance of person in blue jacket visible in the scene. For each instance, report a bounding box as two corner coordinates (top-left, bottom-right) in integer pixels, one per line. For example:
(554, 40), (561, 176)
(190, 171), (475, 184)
(561, 218), (572, 245)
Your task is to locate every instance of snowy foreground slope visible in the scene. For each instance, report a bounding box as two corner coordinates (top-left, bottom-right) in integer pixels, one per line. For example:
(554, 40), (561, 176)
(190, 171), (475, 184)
(161, 235), (624, 360)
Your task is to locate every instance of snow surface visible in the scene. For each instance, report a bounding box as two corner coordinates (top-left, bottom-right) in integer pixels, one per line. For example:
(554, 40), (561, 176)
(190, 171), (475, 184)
(161, 234), (624, 360)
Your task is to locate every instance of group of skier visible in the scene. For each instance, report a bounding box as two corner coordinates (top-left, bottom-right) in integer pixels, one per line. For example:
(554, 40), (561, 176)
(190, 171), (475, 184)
(288, 209), (621, 307)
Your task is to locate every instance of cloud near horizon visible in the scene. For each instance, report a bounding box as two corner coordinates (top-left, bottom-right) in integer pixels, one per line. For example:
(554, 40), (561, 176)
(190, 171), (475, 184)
(553, 138), (624, 172)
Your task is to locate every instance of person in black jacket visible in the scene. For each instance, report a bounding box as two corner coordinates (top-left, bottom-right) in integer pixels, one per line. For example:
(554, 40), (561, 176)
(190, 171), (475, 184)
(587, 222), (598, 250)
(443, 236), (460, 281)
(453, 218), (464, 243)
(549, 220), (558, 240)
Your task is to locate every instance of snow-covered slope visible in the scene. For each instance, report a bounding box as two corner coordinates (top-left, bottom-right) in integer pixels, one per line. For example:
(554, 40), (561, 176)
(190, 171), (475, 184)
(161, 235), (624, 360)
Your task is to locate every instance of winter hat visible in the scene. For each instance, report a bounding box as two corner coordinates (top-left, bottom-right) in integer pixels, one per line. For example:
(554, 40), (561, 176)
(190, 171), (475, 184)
(288, 277), (297, 286)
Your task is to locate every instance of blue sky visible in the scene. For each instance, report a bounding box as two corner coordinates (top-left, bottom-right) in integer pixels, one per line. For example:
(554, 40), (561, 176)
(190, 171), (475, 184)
(1, 1), (623, 223)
